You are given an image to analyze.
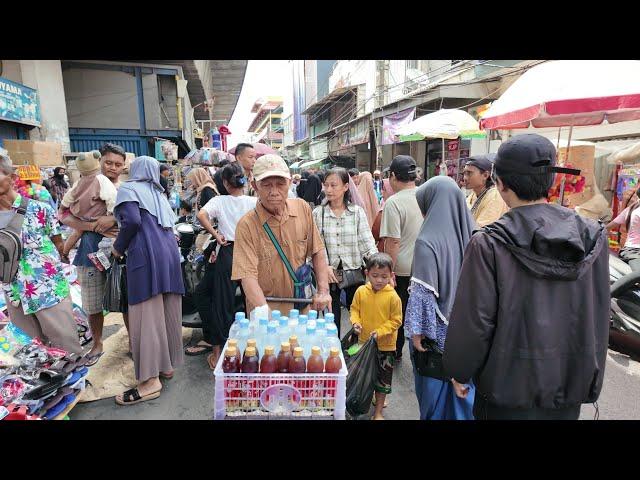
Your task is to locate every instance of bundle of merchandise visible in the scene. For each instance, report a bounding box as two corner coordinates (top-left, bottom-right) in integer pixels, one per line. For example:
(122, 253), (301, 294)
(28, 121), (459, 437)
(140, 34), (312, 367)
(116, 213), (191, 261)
(0, 323), (91, 420)
(214, 309), (347, 420)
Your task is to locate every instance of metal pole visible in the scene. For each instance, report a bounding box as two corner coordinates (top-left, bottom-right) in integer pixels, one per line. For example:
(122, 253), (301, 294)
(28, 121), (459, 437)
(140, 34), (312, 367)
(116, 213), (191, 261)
(559, 125), (574, 206)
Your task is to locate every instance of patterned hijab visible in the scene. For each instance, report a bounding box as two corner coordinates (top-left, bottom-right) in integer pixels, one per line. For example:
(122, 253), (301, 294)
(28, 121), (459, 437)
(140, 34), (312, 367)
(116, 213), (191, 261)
(357, 172), (380, 227)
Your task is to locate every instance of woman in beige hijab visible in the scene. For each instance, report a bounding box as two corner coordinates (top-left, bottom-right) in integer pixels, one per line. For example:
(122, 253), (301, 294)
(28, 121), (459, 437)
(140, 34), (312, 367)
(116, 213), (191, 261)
(357, 171), (380, 228)
(186, 167), (217, 211)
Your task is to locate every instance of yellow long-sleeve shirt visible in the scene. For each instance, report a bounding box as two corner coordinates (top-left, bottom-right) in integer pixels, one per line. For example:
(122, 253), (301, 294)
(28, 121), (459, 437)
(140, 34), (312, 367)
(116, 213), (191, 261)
(350, 283), (403, 352)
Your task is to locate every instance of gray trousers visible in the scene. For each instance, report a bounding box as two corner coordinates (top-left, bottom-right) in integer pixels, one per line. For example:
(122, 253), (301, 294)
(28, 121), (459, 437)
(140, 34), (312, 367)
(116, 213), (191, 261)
(6, 296), (83, 355)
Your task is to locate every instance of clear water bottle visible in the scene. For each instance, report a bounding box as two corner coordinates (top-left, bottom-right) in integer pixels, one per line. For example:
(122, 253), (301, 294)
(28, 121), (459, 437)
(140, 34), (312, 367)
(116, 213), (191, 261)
(304, 324), (317, 358)
(278, 316), (291, 345)
(256, 317), (269, 355)
(271, 310), (281, 323)
(316, 318), (326, 337)
(289, 318), (299, 335)
(264, 322), (280, 353)
(228, 311), (245, 340)
(324, 312), (336, 331)
(324, 324), (341, 358)
(237, 318), (251, 356)
(316, 327), (328, 357)
(295, 315), (307, 345)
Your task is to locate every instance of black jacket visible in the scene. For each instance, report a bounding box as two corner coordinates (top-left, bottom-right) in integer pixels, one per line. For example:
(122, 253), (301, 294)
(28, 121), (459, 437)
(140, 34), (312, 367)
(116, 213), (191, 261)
(443, 203), (610, 410)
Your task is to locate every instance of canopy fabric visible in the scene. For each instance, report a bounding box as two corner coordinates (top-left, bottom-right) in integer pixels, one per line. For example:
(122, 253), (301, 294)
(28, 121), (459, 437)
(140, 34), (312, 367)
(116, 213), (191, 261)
(298, 159), (325, 169)
(396, 109), (484, 140)
(480, 61), (640, 129)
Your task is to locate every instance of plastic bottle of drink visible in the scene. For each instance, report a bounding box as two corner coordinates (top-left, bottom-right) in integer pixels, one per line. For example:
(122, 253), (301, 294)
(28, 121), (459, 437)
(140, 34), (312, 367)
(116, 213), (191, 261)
(288, 335), (300, 353)
(245, 339), (260, 362)
(288, 347), (306, 373)
(288, 309), (299, 322)
(324, 347), (343, 409)
(304, 324), (318, 358)
(222, 346), (240, 412)
(308, 310), (318, 322)
(323, 324), (341, 358)
(278, 316), (291, 345)
(241, 346), (259, 373)
(228, 311), (245, 339)
(237, 319), (251, 355)
(256, 317), (269, 354)
(316, 317), (327, 337)
(260, 346), (278, 373)
(296, 315), (308, 342)
(271, 310), (281, 323)
(306, 346), (325, 410)
(315, 327), (328, 358)
(277, 342), (292, 373)
(227, 339), (242, 365)
(324, 312), (336, 332)
(264, 322), (279, 355)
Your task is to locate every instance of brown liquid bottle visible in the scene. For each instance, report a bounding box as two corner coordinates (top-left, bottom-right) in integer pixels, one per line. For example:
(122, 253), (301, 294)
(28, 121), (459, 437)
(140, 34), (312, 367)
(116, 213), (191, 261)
(260, 346), (278, 373)
(288, 335), (300, 354)
(276, 342), (292, 373)
(324, 347), (342, 409)
(241, 346), (259, 374)
(222, 346), (240, 373)
(306, 346), (325, 410)
(245, 339), (259, 363)
(227, 339), (242, 365)
(288, 347), (307, 373)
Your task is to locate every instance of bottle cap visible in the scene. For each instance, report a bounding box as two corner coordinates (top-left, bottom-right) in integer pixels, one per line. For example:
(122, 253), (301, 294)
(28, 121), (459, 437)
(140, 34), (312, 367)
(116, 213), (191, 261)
(228, 339), (238, 347)
(329, 347), (339, 357)
(279, 317), (289, 326)
(267, 324), (277, 333)
(259, 317), (269, 325)
(289, 309), (299, 318)
(235, 312), (246, 321)
(289, 335), (298, 343)
(264, 346), (275, 356)
(240, 318), (249, 327)
(306, 326), (316, 334)
(245, 346), (256, 356)
(293, 347), (304, 357)
(226, 346), (237, 356)
(308, 310), (318, 319)
(298, 315), (308, 324)
(247, 339), (257, 348)
(325, 313), (335, 321)
(271, 310), (281, 319)
(312, 346), (321, 356)
(280, 342), (290, 352)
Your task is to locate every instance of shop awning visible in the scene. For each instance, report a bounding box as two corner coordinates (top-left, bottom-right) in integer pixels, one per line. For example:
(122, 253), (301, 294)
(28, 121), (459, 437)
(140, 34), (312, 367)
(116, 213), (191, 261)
(302, 86), (358, 116)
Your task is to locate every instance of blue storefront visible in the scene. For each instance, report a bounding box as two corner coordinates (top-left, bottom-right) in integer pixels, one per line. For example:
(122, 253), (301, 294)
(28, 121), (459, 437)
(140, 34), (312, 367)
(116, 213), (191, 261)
(0, 76), (41, 148)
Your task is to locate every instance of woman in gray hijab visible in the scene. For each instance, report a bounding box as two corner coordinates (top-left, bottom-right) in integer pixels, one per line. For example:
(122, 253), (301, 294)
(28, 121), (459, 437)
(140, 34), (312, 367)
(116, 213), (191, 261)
(404, 176), (476, 420)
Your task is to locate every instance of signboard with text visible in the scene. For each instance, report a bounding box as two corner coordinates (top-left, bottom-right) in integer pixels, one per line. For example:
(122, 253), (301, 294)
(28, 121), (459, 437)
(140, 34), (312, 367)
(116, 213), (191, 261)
(0, 77), (41, 127)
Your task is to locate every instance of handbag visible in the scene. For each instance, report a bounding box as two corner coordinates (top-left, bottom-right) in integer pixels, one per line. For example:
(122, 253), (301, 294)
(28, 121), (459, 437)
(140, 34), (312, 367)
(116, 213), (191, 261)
(321, 206), (366, 290)
(413, 338), (447, 381)
(259, 211), (316, 310)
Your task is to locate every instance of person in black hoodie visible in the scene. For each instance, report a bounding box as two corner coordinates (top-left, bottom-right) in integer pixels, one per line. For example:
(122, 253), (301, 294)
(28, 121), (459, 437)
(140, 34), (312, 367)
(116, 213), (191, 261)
(443, 134), (610, 420)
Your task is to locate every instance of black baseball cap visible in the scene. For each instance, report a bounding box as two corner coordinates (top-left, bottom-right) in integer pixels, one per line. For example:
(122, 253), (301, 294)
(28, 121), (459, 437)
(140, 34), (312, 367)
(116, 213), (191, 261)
(386, 155), (417, 176)
(494, 134), (580, 176)
(465, 153), (496, 173)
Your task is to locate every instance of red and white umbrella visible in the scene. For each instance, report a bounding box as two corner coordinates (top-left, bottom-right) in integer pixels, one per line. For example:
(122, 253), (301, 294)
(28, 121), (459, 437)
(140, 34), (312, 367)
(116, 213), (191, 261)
(480, 61), (640, 130)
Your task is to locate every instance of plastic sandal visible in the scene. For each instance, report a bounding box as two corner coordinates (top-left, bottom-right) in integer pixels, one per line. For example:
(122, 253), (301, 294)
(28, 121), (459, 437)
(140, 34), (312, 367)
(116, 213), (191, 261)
(115, 388), (160, 406)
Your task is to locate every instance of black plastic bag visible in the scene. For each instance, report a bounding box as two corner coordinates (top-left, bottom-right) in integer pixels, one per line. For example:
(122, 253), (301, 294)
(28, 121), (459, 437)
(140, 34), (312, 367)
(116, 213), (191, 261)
(345, 336), (379, 417)
(341, 327), (359, 355)
(103, 257), (127, 313)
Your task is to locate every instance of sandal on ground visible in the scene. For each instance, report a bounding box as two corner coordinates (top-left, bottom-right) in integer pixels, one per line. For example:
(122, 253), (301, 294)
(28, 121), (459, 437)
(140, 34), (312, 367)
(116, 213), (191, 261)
(115, 387), (161, 406)
(159, 371), (174, 380)
(185, 342), (213, 356)
(85, 352), (104, 367)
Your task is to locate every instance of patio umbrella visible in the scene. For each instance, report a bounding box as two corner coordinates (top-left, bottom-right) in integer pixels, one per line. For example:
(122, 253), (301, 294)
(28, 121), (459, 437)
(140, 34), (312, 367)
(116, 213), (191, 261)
(396, 108), (486, 142)
(480, 60), (640, 204)
(480, 61), (640, 130)
(298, 159), (325, 170)
(289, 161), (301, 169)
(228, 142), (278, 158)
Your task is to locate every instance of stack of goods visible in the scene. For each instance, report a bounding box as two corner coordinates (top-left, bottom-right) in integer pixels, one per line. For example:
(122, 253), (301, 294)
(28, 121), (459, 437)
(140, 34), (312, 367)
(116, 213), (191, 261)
(0, 323), (90, 420)
(215, 310), (346, 419)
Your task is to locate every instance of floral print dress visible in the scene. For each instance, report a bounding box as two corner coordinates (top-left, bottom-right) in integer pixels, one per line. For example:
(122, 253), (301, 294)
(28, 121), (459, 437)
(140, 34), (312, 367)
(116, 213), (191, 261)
(3, 195), (69, 315)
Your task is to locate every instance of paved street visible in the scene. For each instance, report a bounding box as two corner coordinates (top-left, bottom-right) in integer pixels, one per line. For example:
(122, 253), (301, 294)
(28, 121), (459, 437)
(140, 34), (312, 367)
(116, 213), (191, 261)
(72, 310), (640, 420)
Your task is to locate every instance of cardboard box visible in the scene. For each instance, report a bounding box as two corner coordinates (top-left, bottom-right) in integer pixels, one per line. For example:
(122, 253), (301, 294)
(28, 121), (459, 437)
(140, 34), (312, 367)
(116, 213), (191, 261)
(4, 140), (62, 167)
(558, 145), (595, 207)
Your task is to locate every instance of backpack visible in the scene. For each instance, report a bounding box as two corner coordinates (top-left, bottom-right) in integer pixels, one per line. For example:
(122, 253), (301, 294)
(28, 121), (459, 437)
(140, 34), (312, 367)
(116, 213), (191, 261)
(0, 196), (28, 283)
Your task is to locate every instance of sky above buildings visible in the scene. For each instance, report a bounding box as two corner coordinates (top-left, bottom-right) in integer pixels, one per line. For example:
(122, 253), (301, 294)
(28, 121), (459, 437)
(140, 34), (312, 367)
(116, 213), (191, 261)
(226, 60), (292, 149)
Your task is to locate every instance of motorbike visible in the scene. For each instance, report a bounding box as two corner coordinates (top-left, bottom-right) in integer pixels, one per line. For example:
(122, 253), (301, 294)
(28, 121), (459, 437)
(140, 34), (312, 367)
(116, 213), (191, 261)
(609, 254), (640, 359)
(174, 221), (206, 319)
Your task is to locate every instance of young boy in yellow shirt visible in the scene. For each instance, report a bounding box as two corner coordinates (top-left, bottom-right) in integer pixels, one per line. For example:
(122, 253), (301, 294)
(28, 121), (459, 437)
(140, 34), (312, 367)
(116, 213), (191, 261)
(350, 253), (402, 420)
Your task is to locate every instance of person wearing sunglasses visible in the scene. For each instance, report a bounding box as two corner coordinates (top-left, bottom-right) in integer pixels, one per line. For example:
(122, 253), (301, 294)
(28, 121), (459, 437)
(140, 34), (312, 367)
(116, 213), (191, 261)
(443, 134), (609, 420)
(462, 154), (509, 227)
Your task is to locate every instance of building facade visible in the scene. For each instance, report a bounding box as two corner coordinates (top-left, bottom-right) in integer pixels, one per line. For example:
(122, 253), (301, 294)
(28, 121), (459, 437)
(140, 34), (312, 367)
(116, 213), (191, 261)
(247, 97), (284, 151)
